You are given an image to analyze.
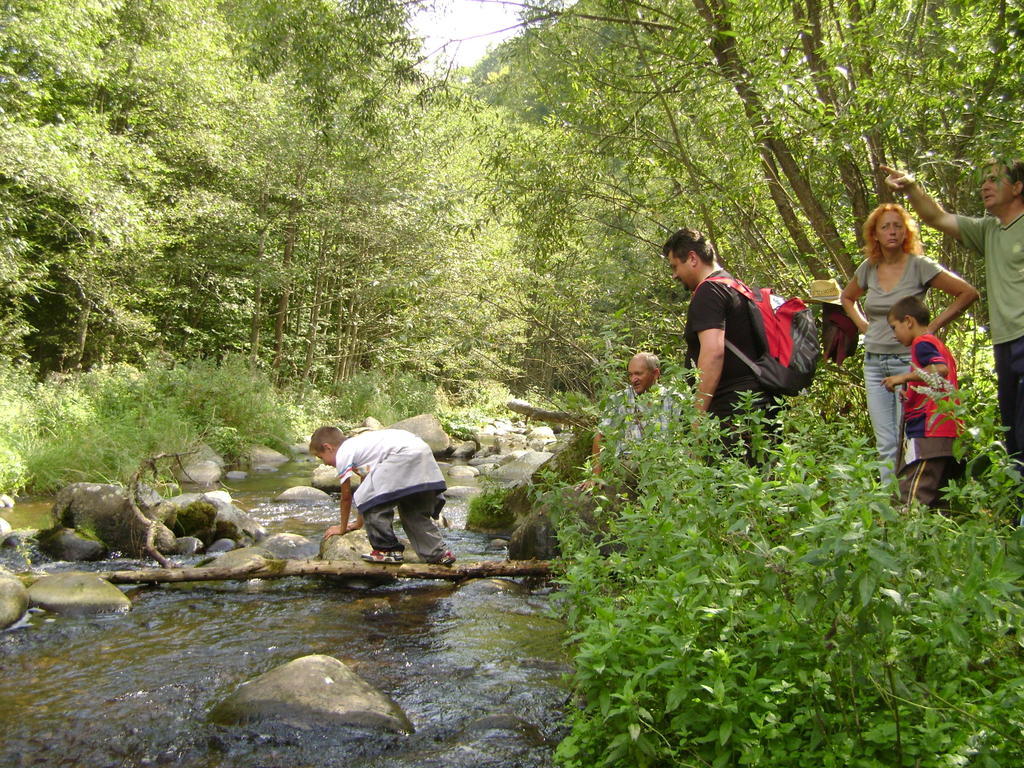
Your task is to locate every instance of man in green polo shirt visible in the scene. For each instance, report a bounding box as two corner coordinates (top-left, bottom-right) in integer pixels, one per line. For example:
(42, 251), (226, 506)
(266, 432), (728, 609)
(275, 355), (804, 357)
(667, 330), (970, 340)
(882, 159), (1024, 474)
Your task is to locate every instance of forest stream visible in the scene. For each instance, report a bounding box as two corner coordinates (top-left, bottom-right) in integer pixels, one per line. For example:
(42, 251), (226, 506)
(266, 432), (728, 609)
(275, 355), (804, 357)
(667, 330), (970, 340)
(0, 458), (570, 768)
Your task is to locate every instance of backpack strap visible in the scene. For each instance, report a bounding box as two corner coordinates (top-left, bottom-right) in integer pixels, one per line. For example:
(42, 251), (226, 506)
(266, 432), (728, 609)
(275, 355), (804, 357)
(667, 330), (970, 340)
(697, 274), (761, 376)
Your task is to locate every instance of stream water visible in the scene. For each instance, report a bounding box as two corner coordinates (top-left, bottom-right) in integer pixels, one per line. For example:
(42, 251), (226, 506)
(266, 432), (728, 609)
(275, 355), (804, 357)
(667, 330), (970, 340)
(0, 459), (570, 768)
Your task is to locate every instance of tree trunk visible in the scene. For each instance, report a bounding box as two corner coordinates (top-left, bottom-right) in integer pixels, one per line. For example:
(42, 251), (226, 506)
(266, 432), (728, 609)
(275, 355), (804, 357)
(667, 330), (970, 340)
(94, 558), (554, 585)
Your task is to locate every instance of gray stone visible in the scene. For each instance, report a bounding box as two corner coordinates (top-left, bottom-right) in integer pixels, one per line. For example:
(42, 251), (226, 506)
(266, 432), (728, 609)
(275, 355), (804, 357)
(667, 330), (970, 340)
(475, 463), (499, 475)
(199, 546), (275, 569)
(225, 470), (248, 482)
(167, 490), (233, 508)
(363, 416), (383, 430)
(311, 464), (341, 491)
(447, 465), (479, 479)
(37, 527), (108, 562)
(167, 492), (265, 545)
(175, 536), (204, 556)
(496, 433), (529, 453)
(507, 511), (558, 561)
(27, 572), (131, 616)
(468, 453), (499, 466)
(274, 486), (332, 505)
(206, 538), (236, 554)
(526, 426), (555, 440)
(209, 654), (413, 733)
(289, 440), (312, 455)
(387, 414), (450, 455)
(0, 494), (14, 508)
(0, 517), (10, 536)
(50, 483), (177, 557)
(176, 459), (223, 487)
(450, 440), (478, 459)
(261, 533), (319, 560)
(318, 529), (423, 564)
(488, 450), (555, 486)
(248, 445), (289, 467)
(0, 567), (28, 629)
(188, 443), (227, 467)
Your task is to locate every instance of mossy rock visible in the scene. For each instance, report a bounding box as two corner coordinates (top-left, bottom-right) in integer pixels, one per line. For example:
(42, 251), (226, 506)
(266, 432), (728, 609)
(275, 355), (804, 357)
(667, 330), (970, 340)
(466, 487), (520, 532)
(545, 429), (595, 483)
(175, 501), (218, 542)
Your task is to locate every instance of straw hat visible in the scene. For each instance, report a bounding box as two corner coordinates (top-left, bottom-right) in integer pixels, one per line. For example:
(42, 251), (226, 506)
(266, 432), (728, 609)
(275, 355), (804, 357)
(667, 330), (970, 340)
(806, 278), (842, 305)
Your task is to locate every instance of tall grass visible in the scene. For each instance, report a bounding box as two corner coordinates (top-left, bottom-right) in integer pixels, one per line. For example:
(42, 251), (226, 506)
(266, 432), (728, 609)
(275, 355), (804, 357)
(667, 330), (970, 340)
(0, 358), (496, 495)
(1, 357), (303, 494)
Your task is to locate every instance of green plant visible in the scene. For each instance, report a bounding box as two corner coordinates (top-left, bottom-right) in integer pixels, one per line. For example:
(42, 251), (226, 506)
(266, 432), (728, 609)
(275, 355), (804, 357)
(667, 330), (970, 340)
(553, 396), (1024, 767)
(466, 485), (516, 530)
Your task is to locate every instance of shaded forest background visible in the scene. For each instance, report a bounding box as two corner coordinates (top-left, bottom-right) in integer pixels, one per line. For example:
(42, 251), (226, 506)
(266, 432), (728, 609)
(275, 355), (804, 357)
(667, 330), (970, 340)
(2, 0), (1021, 424)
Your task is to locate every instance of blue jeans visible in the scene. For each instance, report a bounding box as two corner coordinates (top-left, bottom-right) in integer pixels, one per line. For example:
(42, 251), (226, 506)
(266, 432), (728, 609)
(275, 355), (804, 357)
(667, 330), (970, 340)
(864, 351), (912, 481)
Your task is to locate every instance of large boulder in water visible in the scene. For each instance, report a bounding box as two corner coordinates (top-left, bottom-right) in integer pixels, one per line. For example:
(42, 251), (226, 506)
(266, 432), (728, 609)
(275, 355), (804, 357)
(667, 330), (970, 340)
(198, 546), (276, 570)
(274, 486), (331, 505)
(261, 533), (319, 560)
(27, 572), (131, 616)
(166, 492), (266, 546)
(174, 443), (227, 486)
(50, 483), (177, 557)
(248, 445), (289, 470)
(37, 526), (108, 562)
(311, 464), (341, 491)
(209, 654), (413, 733)
(488, 450), (555, 487)
(0, 567), (28, 629)
(387, 414), (450, 455)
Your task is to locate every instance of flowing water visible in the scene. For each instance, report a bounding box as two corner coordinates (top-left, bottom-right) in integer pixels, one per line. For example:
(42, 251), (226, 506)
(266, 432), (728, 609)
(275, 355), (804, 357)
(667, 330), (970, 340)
(0, 460), (570, 767)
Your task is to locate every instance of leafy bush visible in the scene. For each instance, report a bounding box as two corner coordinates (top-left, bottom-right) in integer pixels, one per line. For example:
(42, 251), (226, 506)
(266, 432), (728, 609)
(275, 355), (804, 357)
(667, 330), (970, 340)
(467, 485), (516, 530)
(554, 398), (1024, 767)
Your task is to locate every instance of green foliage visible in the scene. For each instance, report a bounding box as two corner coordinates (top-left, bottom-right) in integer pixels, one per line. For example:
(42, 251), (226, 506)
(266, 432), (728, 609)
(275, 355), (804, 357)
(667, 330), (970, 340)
(0, 357), (302, 493)
(317, 371), (440, 428)
(467, 485), (516, 530)
(553, 399), (1024, 767)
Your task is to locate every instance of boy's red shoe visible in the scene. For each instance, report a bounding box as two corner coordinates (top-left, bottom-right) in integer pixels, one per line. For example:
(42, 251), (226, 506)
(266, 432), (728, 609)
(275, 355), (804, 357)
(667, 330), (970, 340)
(361, 549), (404, 564)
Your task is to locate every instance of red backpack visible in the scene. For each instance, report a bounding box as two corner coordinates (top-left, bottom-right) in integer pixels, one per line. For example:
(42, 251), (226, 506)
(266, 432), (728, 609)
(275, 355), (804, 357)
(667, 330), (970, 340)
(703, 275), (819, 396)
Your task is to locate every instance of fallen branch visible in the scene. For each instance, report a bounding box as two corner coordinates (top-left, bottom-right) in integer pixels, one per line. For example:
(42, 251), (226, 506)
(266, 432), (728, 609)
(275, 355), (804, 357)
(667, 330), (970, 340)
(506, 398), (591, 427)
(127, 451), (190, 569)
(96, 558), (554, 585)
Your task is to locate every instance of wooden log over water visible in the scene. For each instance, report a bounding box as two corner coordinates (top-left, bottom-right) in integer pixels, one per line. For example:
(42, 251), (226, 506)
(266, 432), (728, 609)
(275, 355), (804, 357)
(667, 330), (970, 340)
(506, 398), (590, 426)
(96, 558), (553, 585)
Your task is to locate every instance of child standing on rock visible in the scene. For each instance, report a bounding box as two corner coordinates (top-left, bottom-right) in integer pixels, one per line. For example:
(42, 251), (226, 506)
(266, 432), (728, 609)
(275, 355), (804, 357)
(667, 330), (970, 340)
(309, 426), (455, 565)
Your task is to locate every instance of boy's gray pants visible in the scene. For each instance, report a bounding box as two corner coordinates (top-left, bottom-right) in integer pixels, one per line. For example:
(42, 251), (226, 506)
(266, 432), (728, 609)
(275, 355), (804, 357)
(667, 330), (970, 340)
(361, 490), (446, 561)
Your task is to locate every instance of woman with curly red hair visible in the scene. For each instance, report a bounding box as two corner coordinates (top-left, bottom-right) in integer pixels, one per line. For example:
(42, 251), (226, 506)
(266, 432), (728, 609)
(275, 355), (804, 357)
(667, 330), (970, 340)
(841, 203), (978, 484)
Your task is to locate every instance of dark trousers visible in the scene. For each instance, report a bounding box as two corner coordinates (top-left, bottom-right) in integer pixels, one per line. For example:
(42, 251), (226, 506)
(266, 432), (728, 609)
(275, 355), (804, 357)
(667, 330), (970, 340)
(994, 336), (1024, 470)
(713, 393), (783, 466)
(898, 456), (962, 510)
(361, 490), (446, 561)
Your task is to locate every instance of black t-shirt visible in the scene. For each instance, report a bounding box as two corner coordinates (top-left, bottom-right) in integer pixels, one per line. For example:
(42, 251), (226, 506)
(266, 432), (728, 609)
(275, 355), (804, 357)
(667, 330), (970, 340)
(684, 270), (764, 415)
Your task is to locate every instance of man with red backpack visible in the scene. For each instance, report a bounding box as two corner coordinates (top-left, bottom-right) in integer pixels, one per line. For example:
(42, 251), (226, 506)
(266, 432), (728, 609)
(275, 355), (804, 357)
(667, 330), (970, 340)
(663, 227), (783, 459)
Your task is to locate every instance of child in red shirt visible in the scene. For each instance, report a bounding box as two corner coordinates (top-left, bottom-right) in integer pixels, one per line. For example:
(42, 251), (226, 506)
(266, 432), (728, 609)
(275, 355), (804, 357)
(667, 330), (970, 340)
(882, 295), (963, 508)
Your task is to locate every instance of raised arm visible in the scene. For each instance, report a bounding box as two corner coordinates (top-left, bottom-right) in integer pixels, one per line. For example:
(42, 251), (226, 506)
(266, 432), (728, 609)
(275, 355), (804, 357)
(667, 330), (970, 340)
(927, 271), (979, 334)
(880, 165), (961, 241)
